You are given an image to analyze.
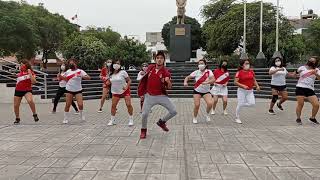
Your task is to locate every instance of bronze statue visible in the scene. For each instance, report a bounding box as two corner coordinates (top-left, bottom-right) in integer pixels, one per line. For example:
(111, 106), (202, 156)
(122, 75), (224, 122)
(176, 0), (187, 24)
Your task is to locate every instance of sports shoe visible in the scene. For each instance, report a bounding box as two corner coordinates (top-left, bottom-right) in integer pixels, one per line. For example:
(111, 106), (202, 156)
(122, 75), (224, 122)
(211, 110), (216, 115)
(128, 119), (134, 126)
(235, 118), (242, 124)
(14, 118), (20, 125)
(97, 109), (103, 113)
(63, 119), (68, 124)
(309, 118), (319, 124)
(107, 119), (116, 126)
(206, 115), (211, 122)
(33, 114), (39, 122)
(296, 118), (302, 125)
(223, 110), (228, 115)
(156, 119), (169, 132)
(74, 111), (80, 115)
(192, 118), (198, 124)
(277, 103), (284, 111)
(51, 110), (56, 114)
(268, 109), (276, 115)
(140, 129), (147, 139)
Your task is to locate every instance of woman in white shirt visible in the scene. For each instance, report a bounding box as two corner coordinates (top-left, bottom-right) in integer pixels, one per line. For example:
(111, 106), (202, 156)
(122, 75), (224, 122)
(107, 60), (134, 126)
(62, 58), (91, 124)
(293, 56), (320, 125)
(184, 59), (215, 124)
(268, 57), (289, 115)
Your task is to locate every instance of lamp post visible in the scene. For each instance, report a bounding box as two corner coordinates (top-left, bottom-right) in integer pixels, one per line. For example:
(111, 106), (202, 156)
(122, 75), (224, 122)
(272, 0), (282, 59)
(240, 0), (248, 60)
(256, 0), (266, 67)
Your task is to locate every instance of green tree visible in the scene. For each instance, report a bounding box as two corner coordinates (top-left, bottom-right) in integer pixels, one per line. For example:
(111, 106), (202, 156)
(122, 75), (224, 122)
(306, 19), (320, 55)
(61, 33), (108, 69)
(83, 26), (121, 47)
(202, 1), (299, 64)
(161, 16), (205, 51)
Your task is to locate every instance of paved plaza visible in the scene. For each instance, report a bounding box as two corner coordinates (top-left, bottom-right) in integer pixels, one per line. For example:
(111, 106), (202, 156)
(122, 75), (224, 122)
(0, 98), (320, 180)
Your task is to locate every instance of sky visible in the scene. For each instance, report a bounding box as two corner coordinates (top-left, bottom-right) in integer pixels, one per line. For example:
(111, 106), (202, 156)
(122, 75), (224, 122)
(9, 0), (320, 41)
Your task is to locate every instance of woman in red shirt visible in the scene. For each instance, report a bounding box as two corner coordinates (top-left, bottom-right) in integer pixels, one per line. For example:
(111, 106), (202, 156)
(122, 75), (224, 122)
(98, 59), (112, 113)
(14, 60), (39, 124)
(234, 59), (260, 124)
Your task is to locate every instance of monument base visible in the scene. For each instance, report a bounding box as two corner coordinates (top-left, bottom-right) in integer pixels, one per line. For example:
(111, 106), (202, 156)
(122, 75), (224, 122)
(169, 24), (191, 62)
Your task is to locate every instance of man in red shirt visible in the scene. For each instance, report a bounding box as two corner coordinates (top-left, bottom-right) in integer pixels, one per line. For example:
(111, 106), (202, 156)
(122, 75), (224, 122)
(138, 51), (177, 139)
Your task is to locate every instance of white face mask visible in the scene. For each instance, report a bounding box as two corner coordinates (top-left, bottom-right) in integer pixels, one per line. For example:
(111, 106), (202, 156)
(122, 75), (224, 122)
(60, 65), (66, 71)
(198, 64), (206, 71)
(244, 64), (250, 70)
(142, 67), (148, 71)
(113, 64), (121, 70)
(106, 63), (112, 67)
(275, 61), (281, 67)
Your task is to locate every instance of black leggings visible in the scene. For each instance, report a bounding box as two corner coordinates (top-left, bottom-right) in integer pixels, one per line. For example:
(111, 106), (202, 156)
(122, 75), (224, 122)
(53, 87), (78, 111)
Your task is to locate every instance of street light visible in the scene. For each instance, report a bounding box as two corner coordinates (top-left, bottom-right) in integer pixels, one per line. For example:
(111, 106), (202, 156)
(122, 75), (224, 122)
(240, 0), (248, 60)
(272, 0), (282, 59)
(256, 0), (266, 67)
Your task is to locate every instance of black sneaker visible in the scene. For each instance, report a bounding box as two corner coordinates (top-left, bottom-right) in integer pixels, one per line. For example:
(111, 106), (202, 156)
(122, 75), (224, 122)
(277, 103), (284, 111)
(33, 114), (39, 122)
(309, 118), (319, 124)
(296, 118), (302, 125)
(268, 109), (276, 115)
(14, 118), (20, 125)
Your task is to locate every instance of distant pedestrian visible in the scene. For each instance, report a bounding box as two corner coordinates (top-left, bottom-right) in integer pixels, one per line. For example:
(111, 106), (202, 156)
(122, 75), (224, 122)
(98, 59), (112, 113)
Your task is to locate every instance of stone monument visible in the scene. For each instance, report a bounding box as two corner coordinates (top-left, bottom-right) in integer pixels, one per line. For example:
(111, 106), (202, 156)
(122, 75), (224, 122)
(170, 0), (191, 62)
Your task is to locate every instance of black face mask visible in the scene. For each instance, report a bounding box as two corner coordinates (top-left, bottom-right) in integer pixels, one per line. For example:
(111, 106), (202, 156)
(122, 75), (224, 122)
(69, 64), (76, 70)
(307, 61), (316, 68)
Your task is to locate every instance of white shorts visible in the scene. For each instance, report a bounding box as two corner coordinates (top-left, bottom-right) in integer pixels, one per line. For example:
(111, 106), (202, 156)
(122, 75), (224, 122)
(237, 88), (255, 106)
(210, 85), (228, 96)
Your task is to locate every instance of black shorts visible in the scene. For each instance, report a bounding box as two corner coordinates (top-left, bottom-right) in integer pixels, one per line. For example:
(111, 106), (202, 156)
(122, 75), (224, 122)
(271, 85), (287, 92)
(14, 90), (32, 97)
(296, 87), (316, 97)
(66, 90), (83, 96)
(193, 90), (210, 97)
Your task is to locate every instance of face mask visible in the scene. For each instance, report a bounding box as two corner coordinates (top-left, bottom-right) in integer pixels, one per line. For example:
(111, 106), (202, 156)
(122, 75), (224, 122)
(198, 64), (206, 70)
(243, 64), (250, 70)
(142, 67), (148, 71)
(20, 65), (27, 72)
(69, 64), (76, 70)
(106, 63), (112, 67)
(307, 61), (316, 68)
(275, 61), (281, 67)
(113, 64), (121, 70)
(61, 65), (66, 71)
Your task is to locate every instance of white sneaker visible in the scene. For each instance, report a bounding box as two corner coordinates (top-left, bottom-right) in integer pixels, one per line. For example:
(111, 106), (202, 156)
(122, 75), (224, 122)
(192, 118), (198, 124)
(98, 109), (103, 113)
(211, 110), (216, 115)
(128, 119), (134, 126)
(206, 115), (211, 122)
(107, 120), (115, 126)
(235, 118), (242, 124)
(223, 110), (228, 115)
(74, 111), (80, 115)
(63, 119), (68, 124)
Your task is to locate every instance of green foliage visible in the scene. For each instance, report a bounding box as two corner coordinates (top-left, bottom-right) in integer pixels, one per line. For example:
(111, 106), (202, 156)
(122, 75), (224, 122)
(306, 19), (320, 55)
(82, 27), (121, 47)
(162, 16), (205, 51)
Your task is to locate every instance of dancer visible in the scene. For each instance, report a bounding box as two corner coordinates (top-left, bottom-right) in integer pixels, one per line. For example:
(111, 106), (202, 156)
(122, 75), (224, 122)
(63, 58), (91, 124)
(268, 57), (289, 115)
(52, 63), (79, 114)
(137, 62), (149, 113)
(234, 59), (260, 124)
(211, 60), (230, 115)
(293, 56), (320, 125)
(98, 59), (112, 113)
(107, 59), (134, 126)
(138, 51), (177, 139)
(184, 59), (215, 124)
(14, 60), (39, 124)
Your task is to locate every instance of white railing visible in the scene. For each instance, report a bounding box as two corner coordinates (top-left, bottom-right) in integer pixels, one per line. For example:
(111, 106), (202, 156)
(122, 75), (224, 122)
(0, 58), (49, 99)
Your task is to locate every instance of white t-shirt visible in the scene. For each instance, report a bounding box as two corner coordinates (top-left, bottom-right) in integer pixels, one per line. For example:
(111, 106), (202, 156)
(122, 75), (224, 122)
(64, 69), (88, 92)
(269, 66), (288, 86)
(296, 66), (320, 90)
(190, 69), (214, 93)
(110, 70), (129, 94)
(59, 72), (67, 88)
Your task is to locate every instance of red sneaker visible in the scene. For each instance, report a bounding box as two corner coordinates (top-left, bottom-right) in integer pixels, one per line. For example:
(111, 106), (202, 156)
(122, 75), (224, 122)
(156, 120), (169, 132)
(140, 129), (147, 139)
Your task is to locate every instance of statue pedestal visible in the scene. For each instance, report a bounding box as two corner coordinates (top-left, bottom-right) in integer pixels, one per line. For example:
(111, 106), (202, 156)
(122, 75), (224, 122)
(169, 24), (191, 62)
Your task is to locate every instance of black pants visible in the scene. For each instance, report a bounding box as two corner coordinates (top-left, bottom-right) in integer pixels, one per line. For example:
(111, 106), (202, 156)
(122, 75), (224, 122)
(53, 87), (78, 111)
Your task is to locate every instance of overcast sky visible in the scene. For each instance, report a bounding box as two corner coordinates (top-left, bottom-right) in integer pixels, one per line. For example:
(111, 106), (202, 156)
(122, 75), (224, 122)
(9, 0), (320, 41)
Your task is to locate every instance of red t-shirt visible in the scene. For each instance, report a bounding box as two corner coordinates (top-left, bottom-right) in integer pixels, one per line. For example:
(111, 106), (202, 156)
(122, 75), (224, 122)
(235, 69), (255, 90)
(213, 68), (230, 85)
(15, 71), (35, 91)
(100, 67), (108, 79)
(146, 66), (171, 95)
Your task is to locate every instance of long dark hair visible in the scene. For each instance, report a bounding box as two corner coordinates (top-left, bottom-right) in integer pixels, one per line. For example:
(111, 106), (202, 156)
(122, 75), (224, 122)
(218, 59), (228, 71)
(271, 57), (285, 68)
(20, 59), (33, 71)
(238, 59), (251, 71)
(110, 59), (121, 76)
(307, 56), (319, 68)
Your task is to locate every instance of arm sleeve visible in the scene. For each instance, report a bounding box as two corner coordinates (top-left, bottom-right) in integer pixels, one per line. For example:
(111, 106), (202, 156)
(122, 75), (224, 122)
(189, 71), (196, 78)
(123, 71), (129, 78)
(80, 70), (88, 77)
(209, 70), (214, 77)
